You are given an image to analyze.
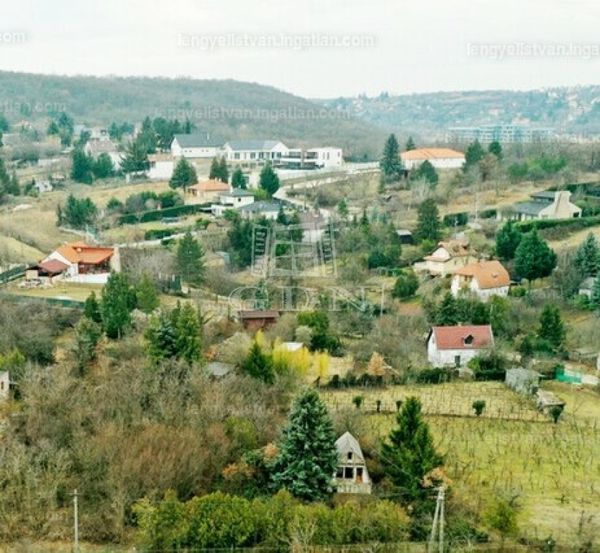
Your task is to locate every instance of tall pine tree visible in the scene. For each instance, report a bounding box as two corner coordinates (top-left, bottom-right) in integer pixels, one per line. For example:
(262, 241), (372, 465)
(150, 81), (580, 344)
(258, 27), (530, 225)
(259, 162), (280, 197)
(514, 230), (557, 286)
(101, 272), (133, 339)
(271, 388), (338, 501)
(176, 231), (205, 286)
(380, 134), (403, 183)
(496, 220), (522, 261)
(574, 233), (600, 278)
(415, 198), (441, 243)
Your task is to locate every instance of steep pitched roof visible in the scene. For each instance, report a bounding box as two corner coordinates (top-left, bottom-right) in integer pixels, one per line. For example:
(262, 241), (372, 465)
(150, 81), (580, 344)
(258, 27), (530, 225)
(173, 133), (224, 148)
(431, 325), (494, 350)
(188, 179), (230, 193)
(335, 432), (366, 463)
(454, 260), (510, 289)
(37, 259), (69, 274)
(401, 148), (465, 161)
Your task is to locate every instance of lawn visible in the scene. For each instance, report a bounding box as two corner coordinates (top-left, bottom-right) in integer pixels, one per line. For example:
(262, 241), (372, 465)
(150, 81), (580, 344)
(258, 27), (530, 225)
(8, 281), (102, 302)
(322, 381), (600, 546)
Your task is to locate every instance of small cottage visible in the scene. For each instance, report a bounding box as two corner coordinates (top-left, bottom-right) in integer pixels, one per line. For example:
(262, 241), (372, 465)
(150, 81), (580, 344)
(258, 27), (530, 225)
(427, 325), (494, 368)
(415, 240), (476, 277)
(333, 432), (372, 495)
(451, 260), (511, 301)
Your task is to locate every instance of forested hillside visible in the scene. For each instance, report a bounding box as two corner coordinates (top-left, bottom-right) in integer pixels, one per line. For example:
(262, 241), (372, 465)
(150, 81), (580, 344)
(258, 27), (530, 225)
(0, 71), (385, 159)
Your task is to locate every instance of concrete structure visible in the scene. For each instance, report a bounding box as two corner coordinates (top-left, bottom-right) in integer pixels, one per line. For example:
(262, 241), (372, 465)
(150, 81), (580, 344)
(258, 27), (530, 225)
(43, 241), (119, 284)
(187, 179), (230, 202)
(451, 260), (510, 301)
(505, 368), (540, 395)
(0, 371), (9, 401)
(222, 140), (288, 164)
(211, 188), (255, 217)
(535, 390), (565, 413)
(415, 240), (476, 277)
(278, 147), (343, 169)
(240, 200), (283, 220)
(171, 134), (223, 159)
(148, 153), (175, 180)
(33, 180), (53, 194)
(334, 432), (372, 495)
(509, 191), (582, 221)
(401, 148), (465, 170)
(427, 325), (494, 368)
(448, 124), (554, 144)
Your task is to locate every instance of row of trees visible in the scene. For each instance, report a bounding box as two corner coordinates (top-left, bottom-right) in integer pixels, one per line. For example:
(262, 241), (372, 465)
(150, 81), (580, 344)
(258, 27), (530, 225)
(71, 149), (115, 183)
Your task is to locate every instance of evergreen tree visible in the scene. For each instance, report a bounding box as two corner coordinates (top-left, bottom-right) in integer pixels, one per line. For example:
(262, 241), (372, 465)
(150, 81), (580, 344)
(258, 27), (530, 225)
(259, 162), (280, 197)
(514, 230), (557, 285)
(47, 120), (60, 136)
(121, 136), (150, 173)
(574, 233), (600, 278)
(218, 157), (229, 183)
(100, 272), (133, 339)
(61, 195), (98, 230)
(495, 220), (522, 261)
(7, 171), (20, 196)
(538, 304), (566, 350)
(405, 136), (416, 151)
(136, 273), (159, 314)
(72, 318), (102, 376)
(176, 231), (205, 286)
(337, 198), (349, 220)
(241, 342), (275, 384)
(209, 157), (221, 180)
(436, 292), (459, 326)
(488, 140), (503, 159)
(380, 397), (443, 502)
(145, 312), (178, 363)
(174, 303), (203, 365)
(137, 116), (158, 154)
(231, 167), (246, 189)
(71, 149), (94, 184)
(170, 158), (198, 191)
(464, 139), (485, 169)
(392, 270), (419, 299)
(271, 389), (338, 501)
(591, 275), (600, 309)
(92, 153), (114, 179)
(415, 198), (441, 242)
(380, 134), (403, 183)
(83, 291), (102, 323)
(413, 160), (438, 187)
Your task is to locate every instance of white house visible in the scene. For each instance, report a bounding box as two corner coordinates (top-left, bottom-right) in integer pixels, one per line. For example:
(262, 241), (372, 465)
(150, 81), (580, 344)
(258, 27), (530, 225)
(148, 153), (175, 180)
(401, 148), (465, 170)
(43, 241), (120, 284)
(414, 240), (476, 277)
(240, 200), (283, 220)
(171, 133), (224, 159)
(427, 325), (495, 368)
(222, 140), (288, 164)
(333, 432), (372, 495)
(509, 191), (582, 221)
(211, 188), (255, 216)
(451, 260), (511, 301)
(278, 147), (343, 169)
(0, 371), (9, 401)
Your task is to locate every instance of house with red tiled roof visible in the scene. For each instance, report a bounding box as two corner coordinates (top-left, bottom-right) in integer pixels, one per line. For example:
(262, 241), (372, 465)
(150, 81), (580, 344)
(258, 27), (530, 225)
(42, 241), (120, 284)
(427, 325), (494, 368)
(451, 260), (511, 301)
(401, 148), (465, 170)
(414, 240), (477, 277)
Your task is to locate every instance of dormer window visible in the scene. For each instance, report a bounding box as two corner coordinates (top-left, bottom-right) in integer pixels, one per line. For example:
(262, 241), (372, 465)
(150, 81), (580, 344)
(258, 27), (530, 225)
(463, 334), (474, 345)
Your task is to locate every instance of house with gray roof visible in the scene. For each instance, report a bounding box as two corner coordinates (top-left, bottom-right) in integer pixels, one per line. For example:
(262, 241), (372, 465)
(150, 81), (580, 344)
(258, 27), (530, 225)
(333, 432), (372, 495)
(222, 140), (288, 164)
(507, 190), (582, 221)
(171, 133), (224, 158)
(240, 200), (284, 220)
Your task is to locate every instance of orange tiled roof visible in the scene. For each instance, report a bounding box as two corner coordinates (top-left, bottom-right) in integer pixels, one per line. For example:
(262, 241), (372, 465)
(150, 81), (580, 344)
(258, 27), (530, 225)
(454, 260), (510, 289)
(401, 148), (465, 161)
(189, 179), (230, 193)
(424, 240), (470, 261)
(431, 325), (494, 350)
(55, 242), (114, 265)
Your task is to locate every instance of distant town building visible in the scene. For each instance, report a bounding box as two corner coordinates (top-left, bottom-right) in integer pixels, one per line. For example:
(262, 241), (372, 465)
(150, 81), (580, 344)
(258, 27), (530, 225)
(401, 148), (465, 170)
(427, 325), (495, 368)
(171, 133), (224, 159)
(211, 188), (255, 216)
(414, 240), (476, 277)
(148, 153), (175, 180)
(447, 124), (554, 144)
(507, 190), (582, 221)
(187, 179), (230, 201)
(451, 260), (511, 301)
(278, 147), (343, 169)
(333, 432), (372, 495)
(222, 140), (289, 164)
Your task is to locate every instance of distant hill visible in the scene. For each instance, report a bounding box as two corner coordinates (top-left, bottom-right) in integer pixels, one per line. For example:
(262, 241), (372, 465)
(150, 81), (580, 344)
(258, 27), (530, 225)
(0, 71), (386, 159)
(320, 86), (600, 139)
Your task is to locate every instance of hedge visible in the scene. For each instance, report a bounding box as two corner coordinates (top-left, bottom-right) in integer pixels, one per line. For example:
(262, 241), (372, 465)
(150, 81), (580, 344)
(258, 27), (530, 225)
(118, 203), (211, 225)
(516, 215), (600, 233)
(443, 212), (468, 227)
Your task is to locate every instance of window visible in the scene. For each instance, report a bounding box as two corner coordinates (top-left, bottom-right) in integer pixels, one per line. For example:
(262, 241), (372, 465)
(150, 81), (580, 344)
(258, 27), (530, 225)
(344, 467), (353, 479)
(336, 468), (343, 478)
(454, 355), (461, 367)
(347, 452), (353, 460)
(356, 467), (363, 482)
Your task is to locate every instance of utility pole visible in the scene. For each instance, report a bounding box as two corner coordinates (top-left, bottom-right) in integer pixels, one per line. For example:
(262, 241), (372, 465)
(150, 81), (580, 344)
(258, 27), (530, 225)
(428, 486), (446, 553)
(72, 488), (79, 553)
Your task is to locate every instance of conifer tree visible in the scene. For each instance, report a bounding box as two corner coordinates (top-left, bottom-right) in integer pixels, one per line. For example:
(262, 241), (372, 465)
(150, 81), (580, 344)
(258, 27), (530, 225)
(241, 341), (274, 384)
(71, 148), (94, 184)
(380, 133), (403, 183)
(231, 167), (246, 189)
(121, 136), (150, 173)
(488, 140), (503, 159)
(100, 272), (133, 339)
(176, 231), (205, 286)
(170, 158), (198, 191)
(218, 157), (229, 183)
(259, 162), (280, 197)
(436, 292), (459, 326)
(464, 139), (485, 169)
(174, 303), (203, 365)
(136, 273), (159, 314)
(538, 304), (566, 350)
(514, 230), (557, 285)
(83, 291), (102, 323)
(405, 136), (416, 151)
(574, 233), (600, 278)
(209, 157), (221, 181)
(271, 388), (338, 501)
(415, 198), (441, 243)
(495, 220), (522, 261)
(145, 311), (178, 363)
(380, 396), (443, 502)
(591, 275), (600, 309)
(413, 160), (438, 187)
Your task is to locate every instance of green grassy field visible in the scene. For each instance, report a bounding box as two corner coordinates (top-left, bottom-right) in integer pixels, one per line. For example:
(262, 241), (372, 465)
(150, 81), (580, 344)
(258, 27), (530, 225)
(322, 381), (600, 545)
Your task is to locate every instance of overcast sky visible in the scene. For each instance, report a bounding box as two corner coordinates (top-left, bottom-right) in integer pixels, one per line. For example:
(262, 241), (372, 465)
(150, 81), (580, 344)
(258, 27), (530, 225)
(1, 0), (599, 98)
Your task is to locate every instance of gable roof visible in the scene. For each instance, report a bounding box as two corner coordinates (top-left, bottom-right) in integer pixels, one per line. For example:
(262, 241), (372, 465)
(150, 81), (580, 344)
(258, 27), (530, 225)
(224, 188), (254, 198)
(335, 432), (366, 463)
(36, 259), (69, 275)
(173, 133), (224, 148)
(188, 179), (230, 193)
(54, 242), (114, 265)
(401, 148), (465, 161)
(430, 325), (494, 350)
(240, 200), (282, 213)
(513, 201), (546, 216)
(424, 240), (470, 261)
(454, 260), (510, 289)
(225, 140), (285, 151)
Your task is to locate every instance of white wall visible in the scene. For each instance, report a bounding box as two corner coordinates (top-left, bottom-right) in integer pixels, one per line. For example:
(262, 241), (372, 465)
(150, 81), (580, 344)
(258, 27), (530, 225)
(148, 160), (174, 180)
(404, 157), (465, 170)
(171, 139), (220, 159)
(0, 371), (9, 401)
(427, 335), (483, 368)
(451, 276), (509, 301)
